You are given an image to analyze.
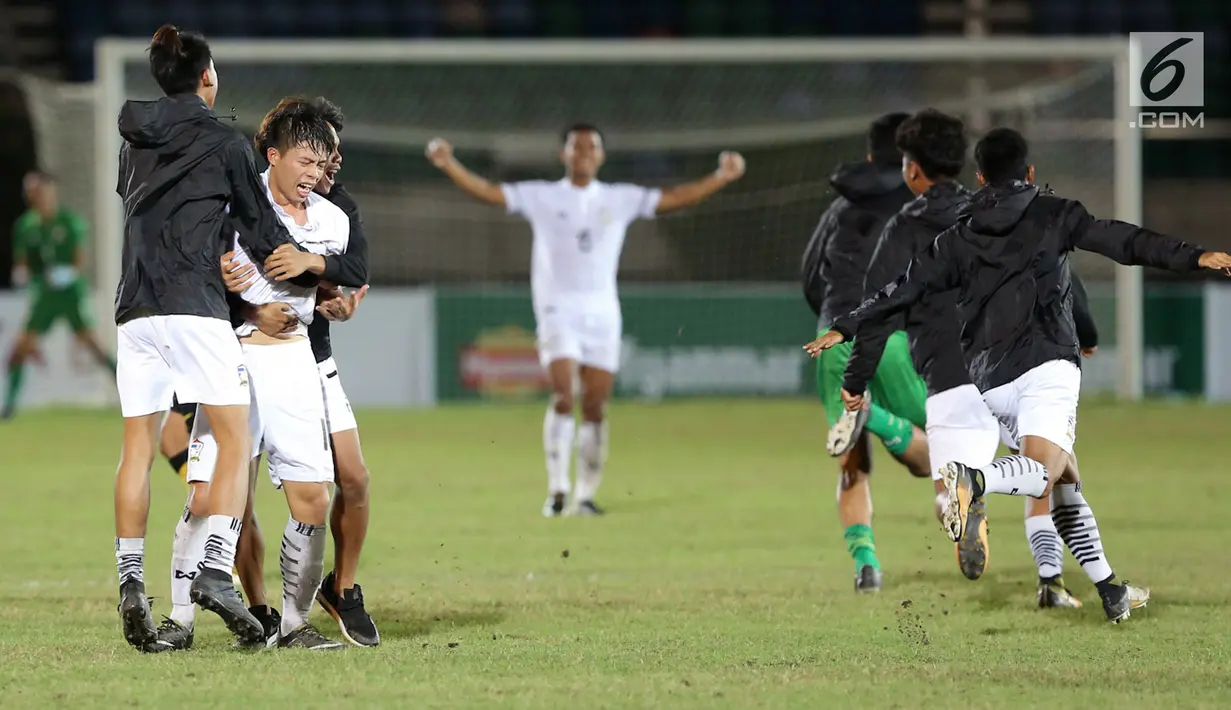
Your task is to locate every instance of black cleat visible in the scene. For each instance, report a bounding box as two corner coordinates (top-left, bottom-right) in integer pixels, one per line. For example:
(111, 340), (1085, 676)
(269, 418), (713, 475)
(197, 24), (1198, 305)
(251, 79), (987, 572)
(855, 564), (882, 593)
(146, 617), (193, 652)
(1100, 582), (1150, 623)
(234, 605), (282, 649)
(189, 568), (263, 645)
(278, 624), (345, 650)
(317, 572), (380, 647)
(542, 492), (566, 518)
(574, 500), (605, 516)
(118, 580), (157, 650)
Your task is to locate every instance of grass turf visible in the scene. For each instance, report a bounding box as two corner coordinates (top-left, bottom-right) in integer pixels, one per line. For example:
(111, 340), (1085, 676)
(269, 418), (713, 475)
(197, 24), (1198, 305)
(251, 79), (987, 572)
(1, 399), (1229, 709)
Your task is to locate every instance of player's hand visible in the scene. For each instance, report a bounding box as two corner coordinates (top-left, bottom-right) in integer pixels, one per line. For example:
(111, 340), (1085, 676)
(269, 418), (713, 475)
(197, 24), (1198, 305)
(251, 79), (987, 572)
(716, 151), (746, 183)
(840, 388), (865, 412)
(1198, 251), (1231, 275)
(1081, 346), (1098, 358)
(220, 251), (257, 293)
(318, 284), (368, 322)
(265, 244), (325, 281)
(253, 302), (298, 337)
(426, 138), (454, 168)
(804, 331), (846, 357)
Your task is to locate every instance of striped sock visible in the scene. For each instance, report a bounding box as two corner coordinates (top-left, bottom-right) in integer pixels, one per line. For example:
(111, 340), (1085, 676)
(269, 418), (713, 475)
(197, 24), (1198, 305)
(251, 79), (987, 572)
(978, 454), (1049, 497)
(202, 515), (243, 575)
(115, 537), (144, 585)
(1024, 513), (1064, 580)
(1050, 483), (1113, 584)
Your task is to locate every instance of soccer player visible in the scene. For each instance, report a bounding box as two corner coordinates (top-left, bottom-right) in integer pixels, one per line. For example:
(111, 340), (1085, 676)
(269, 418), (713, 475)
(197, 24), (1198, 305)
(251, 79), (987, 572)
(799, 112), (931, 592)
(4, 171), (115, 419)
(222, 96), (380, 647)
(809, 126), (1231, 622)
(426, 125), (745, 517)
(113, 25), (317, 651)
(835, 110), (1089, 606)
(156, 97), (347, 652)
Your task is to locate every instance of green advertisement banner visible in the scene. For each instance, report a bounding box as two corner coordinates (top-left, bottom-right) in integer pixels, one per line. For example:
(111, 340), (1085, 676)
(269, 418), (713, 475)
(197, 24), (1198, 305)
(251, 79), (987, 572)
(435, 286), (817, 401)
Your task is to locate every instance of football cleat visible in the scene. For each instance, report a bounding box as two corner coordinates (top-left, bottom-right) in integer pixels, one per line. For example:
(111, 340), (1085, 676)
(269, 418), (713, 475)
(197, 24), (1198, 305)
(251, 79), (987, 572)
(317, 572), (380, 648)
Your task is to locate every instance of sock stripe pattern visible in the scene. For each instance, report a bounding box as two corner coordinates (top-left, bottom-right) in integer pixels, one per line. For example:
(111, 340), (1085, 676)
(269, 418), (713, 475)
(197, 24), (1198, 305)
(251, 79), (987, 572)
(1050, 483), (1113, 583)
(1026, 523), (1064, 579)
(115, 538), (144, 585)
(201, 515), (243, 574)
(280, 517), (328, 635)
(981, 454), (1049, 497)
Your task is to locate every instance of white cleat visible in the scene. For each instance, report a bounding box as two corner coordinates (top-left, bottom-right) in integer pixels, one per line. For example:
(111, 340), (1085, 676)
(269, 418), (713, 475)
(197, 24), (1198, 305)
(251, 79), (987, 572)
(826, 405), (870, 457)
(542, 492), (566, 518)
(940, 461), (975, 543)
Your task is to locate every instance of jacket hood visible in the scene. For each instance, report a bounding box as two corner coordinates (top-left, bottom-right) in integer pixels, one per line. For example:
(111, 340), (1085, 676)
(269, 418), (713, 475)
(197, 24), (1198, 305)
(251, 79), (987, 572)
(829, 161), (905, 202)
(904, 181), (970, 231)
(118, 94), (214, 148)
(963, 181), (1040, 236)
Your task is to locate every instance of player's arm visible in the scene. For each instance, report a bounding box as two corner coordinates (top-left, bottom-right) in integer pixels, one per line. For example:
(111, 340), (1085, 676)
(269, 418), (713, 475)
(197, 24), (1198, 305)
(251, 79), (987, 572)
(320, 187), (369, 288)
(223, 136), (319, 287)
(655, 152), (745, 215)
(425, 138), (505, 207)
(1064, 199), (1231, 274)
(842, 221), (911, 395)
(1070, 269), (1098, 352)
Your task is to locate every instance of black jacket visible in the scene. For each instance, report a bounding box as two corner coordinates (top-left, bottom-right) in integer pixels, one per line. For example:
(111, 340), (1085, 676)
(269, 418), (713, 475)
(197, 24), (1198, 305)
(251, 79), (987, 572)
(834, 182), (1203, 392)
(800, 162), (915, 327)
(115, 94), (311, 324)
(843, 182), (1101, 396)
(308, 183), (369, 364)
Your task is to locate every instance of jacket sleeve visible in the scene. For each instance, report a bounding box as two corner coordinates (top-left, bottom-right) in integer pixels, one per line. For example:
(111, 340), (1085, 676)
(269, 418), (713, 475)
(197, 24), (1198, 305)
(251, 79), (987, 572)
(1065, 199), (1205, 272)
(800, 216), (829, 317)
(822, 207), (870, 302)
(1070, 269), (1098, 349)
(833, 231), (958, 341)
(321, 187), (369, 288)
(842, 219), (910, 395)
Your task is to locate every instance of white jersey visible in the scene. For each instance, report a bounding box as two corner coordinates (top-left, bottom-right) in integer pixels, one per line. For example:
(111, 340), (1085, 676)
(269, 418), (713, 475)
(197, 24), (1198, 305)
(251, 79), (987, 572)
(232, 170), (350, 337)
(500, 179), (661, 317)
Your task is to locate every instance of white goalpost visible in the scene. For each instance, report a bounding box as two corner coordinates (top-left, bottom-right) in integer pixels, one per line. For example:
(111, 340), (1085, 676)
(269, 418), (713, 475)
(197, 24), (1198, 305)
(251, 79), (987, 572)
(92, 37), (1144, 399)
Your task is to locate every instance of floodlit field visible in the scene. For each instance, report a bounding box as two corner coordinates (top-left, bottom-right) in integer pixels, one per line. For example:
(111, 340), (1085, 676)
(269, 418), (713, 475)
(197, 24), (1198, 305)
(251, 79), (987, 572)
(2, 400), (1229, 709)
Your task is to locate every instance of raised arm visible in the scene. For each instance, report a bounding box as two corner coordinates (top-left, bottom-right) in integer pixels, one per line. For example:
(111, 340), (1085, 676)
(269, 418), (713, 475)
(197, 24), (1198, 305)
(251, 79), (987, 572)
(425, 137), (505, 207)
(841, 220), (912, 395)
(832, 233), (958, 342)
(655, 151), (745, 214)
(1064, 199), (1231, 274)
(320, 185), (369, 288)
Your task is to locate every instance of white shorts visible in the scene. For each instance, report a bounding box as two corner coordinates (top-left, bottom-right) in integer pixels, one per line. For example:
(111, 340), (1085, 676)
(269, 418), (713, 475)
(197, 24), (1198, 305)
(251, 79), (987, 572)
(536, 309), (622, 373)
(116, 315), (249, 417)
(925, 384), (1002, 481)
(318, 357), (357, 434)
(187, 338), (332, 488)
(982, 359), (1081, 454)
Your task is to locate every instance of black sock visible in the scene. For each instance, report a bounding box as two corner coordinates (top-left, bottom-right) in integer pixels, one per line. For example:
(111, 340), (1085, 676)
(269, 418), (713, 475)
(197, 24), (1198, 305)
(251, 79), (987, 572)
(1039, 574), (1061, 586)
(970, 468), (986, 497)
(1094, 573), (1119, 595)
(169, 449), (189, 474)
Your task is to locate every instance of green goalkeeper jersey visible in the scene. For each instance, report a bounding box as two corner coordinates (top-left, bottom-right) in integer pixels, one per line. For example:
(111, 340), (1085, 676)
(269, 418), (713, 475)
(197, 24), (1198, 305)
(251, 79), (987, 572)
(12, 208), (87, 290)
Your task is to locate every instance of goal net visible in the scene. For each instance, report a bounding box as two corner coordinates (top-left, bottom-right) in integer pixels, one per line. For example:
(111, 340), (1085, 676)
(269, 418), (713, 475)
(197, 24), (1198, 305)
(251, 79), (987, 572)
(93, 39), (1140, 404)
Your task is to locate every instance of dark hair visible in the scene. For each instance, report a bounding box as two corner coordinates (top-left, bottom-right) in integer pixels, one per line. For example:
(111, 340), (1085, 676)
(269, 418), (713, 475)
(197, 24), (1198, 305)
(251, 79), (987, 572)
(974, 127), (1030, 183)
(867, 112), (911, 164)
(562, 122), (603, 145)
(895, 109), (967, 180)
(311, 96), (344, 133)
(148, 24), (213, 96)
(253, 96), (338, 160)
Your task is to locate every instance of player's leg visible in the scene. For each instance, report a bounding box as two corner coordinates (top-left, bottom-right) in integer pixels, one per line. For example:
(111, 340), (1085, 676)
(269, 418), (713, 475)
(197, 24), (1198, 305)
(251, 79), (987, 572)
(112, 317), (176, 651)
(864, 331), (931, 477)
(160, 399), (194, 481)
(161, 317), (262, 643)
(161, 428), (215, 652)
(538, 314), (582, 516)
(2, 293), (53, 419)
(315, 359), (379, 647)
(574, 365), (614, 515)
(237, 456), (277, 640)
(67, 284), (117, 373)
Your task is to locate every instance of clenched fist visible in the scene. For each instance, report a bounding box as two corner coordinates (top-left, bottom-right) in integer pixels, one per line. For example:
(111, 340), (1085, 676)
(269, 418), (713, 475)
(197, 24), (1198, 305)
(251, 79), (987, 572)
(716, 151), (746, 182)
(425, 138), (454, 168)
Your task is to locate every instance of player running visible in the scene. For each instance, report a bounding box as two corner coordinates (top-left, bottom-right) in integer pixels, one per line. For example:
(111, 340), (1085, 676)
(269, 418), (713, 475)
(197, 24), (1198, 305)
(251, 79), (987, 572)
(834, 110), (1090, 606)
(113, 25), (317, 651)
(154, 97), (347, 652)
(800, 112), (931, 593)
(426, 125), (745, 517)
(4, 171), (115, 420)
(809, 126), (1231, 622)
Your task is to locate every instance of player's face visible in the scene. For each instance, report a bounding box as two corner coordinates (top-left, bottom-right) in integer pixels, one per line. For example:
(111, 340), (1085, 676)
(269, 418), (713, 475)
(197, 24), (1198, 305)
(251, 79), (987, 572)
(200, 60), (218, 108)
(27, 178), (56, 213)
(315, 124), (342, 196)
(268, 143), (328, 205)
(561, 130), (604, 180)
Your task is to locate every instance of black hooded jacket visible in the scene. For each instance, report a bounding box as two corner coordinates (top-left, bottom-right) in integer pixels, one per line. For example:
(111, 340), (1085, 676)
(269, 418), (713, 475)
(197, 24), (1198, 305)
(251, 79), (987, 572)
(834, 181), (1204, 392)
(800, 161), (915, 328)
(307, 182), (369, 363)
(115, 93), (313, 324)
(843, 182), (1100, 396)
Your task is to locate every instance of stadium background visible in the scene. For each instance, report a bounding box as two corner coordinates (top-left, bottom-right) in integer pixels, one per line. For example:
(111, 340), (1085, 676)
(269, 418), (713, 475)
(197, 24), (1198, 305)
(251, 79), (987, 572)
(0, 0), (1229, 408)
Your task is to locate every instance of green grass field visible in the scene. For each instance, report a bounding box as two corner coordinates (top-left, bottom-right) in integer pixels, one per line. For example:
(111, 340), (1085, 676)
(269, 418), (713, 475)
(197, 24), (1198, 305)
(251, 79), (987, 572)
(2, 399), (1229, 709)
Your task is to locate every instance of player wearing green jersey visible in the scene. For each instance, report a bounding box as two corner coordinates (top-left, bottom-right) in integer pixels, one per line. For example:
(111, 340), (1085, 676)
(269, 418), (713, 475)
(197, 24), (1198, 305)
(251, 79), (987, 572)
(4, 172), (115, 419)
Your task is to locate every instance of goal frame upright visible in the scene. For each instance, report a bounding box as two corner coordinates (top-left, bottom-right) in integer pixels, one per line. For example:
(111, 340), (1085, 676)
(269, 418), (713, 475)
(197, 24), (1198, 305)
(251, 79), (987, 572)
(94, 37), (1142, 399)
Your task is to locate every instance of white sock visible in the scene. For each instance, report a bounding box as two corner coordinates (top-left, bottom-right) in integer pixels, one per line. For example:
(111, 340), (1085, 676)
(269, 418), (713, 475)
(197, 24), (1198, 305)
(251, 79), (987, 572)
(201, 515), (242, 575)
(1051, 483), (1114, 584)
(279, 517), (327, 636)
(170, 507), (207, 627)
(574, 420), (608, 503)
(978, 454), (1048, 497)
(543, 406), (576, 496)
(115, 537), (144, 585)
(1024, 509), (1064, 580)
